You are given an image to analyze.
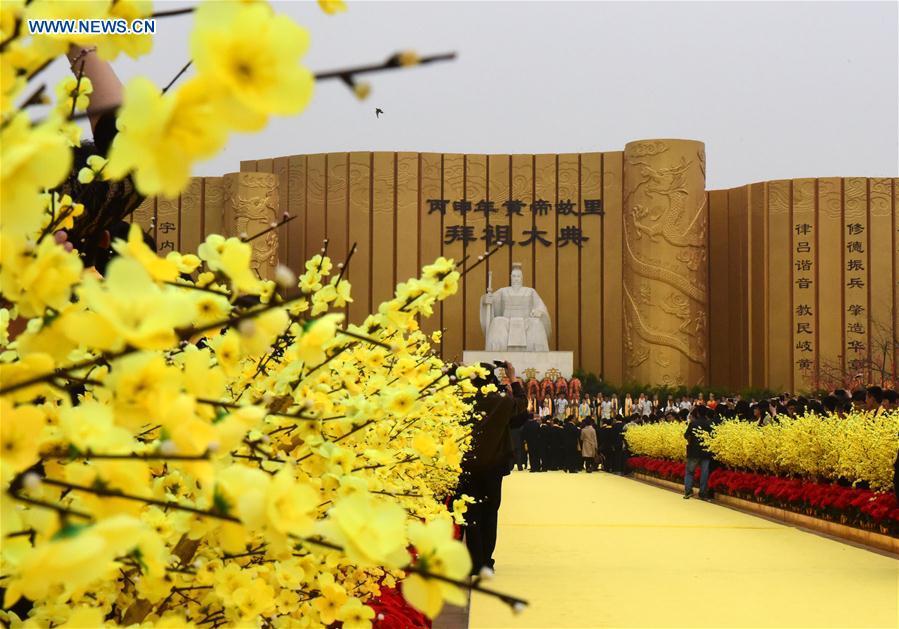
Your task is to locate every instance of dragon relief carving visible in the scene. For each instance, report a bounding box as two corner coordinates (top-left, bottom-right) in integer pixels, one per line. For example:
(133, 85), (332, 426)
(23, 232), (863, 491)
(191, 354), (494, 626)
(660, 292), (706, 339)
(623, 229), (707, 303)
(225, 174), (279, 281)
(623, 316), (650, 371)
(627, 157), (706, 249)
(624, 284), (706, 366)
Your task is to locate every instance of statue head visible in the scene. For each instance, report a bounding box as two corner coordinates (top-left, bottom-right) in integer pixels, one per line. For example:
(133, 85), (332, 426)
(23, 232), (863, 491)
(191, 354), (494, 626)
(510, 263), (523, 288)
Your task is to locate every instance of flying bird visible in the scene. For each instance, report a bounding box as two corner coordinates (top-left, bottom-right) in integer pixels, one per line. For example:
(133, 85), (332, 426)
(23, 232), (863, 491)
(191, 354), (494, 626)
(375, 108), (383, 118)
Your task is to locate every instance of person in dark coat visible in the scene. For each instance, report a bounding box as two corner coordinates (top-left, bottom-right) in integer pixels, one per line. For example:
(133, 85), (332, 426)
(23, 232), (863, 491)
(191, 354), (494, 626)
(545, 420), (561, 470)
(522, 414), (543, 472)
(458, 362), (528, 575)
(684, 405), (714, 500)
(510, 423), (526, 471)
(597, 418), (614, 473)
(563, 418), (581, 472)
(538, 419), (553, 470)
(608, 416), (626, 474)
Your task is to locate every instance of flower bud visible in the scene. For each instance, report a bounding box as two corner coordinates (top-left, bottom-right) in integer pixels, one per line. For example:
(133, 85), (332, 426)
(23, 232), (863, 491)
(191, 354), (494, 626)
(23, 472), (42, 491)
(275, 264), (296, 288)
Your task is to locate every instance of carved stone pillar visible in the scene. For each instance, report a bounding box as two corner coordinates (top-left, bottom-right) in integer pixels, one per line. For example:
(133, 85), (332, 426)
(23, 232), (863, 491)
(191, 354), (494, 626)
(222, 172), (279, 281)
(622, 139), (708, 386)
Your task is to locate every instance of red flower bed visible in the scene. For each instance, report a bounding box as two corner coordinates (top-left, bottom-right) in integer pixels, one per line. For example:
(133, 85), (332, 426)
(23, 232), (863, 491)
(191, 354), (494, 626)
(627, 456), (899, 537)
(367, 586), (431, 629)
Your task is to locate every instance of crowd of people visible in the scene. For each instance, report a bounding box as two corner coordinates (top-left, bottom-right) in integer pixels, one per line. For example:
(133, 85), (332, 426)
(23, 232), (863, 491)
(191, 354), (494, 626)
(530, 386), (899, 426)
(506, 386), (899, 484)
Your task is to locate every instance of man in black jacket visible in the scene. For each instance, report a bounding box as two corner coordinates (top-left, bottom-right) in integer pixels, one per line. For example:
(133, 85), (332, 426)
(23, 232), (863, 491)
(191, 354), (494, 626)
(521, 413), (543, 472)
(458, 362), (528, 575)
(684, 405), (714, 500)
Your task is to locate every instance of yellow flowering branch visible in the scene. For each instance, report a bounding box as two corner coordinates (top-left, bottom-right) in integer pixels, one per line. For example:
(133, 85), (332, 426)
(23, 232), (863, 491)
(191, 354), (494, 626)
(240, 213), (297, 244)
(15, 474), (242, 524)
(295, 536), (530, 613)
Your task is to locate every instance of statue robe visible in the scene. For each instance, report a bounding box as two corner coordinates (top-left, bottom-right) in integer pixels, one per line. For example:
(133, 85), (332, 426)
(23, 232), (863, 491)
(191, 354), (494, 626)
(479, 287), (551, 351)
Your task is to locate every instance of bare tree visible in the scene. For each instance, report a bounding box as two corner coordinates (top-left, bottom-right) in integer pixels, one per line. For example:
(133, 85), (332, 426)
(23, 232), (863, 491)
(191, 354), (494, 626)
(808, 317), (898, 391)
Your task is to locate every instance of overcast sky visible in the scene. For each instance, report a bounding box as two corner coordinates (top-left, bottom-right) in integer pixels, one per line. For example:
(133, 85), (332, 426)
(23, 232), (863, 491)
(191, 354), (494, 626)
(45, 1), (898, 189)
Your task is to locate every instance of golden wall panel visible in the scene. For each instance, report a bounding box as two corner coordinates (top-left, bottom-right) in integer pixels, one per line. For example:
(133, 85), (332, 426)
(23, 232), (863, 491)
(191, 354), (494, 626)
(843, 177), (869, 380)
(767, 180), (792, 391)
(708, 190), (730, 389)
(557, 153), (581, 364)
(791, 178), (816, 391)
(155, 195), (179, 256)
(817, 177), (843, 386)
(286, 155), (307, 272)
(579, 152), (603, 375)
(749, 183), (767, 387)
(442, 154), (466, 362)
(533, 154), (557, 349)
(602, 151), (624, 384)
(418, 153), (443, 344)
(396, 152), (420, 286)
(210, 143), (895, 392)
(894, 179), (899, 382)
(347, 153), (371, 323)
(327, 153), (349, 269)
(868, 178), (893, 383)
(463, 155), (488, 351)
(510, 155), (535, 307)
(305, 154), (327, 271)
(487, 154), (512, 316)
(728, 186), (749, 388)
(371, 153), (396, 310)
(622, 140), (708, 387)
(179, 178), (203, 255)
(202, 177), (224, 238)
(273, 157), (290, 268)
(131, 195), (155, 238)
(223, 172), (278, 281)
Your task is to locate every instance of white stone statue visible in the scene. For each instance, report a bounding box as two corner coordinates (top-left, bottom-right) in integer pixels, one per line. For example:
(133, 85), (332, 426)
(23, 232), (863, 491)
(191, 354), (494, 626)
(480, 263), (551, 351)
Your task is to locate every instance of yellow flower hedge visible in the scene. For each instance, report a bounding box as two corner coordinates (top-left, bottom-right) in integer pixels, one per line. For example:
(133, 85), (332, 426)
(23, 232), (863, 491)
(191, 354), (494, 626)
(622, 421), (686, 460)
(0, 2), (520, 626)
(625, 412), (899, 492)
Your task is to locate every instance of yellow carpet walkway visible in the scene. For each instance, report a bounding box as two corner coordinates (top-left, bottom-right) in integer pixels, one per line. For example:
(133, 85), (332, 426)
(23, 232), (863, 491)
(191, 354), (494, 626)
(469, 471), (899, 629)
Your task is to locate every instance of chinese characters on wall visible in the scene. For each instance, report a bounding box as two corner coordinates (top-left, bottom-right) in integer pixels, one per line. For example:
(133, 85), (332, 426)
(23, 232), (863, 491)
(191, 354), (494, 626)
(845, 220), (867, 372)
(793, 218), (815, 379)
(157, 221), (177, 252)
(428, 198), (604, 247)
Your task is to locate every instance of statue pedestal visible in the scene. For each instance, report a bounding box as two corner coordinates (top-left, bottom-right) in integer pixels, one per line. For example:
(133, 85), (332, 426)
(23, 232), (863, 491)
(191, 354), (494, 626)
(462, 350), (574, 379)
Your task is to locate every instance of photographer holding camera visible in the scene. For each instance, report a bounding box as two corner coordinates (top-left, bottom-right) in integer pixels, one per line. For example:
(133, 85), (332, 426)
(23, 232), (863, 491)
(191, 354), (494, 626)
(458, 361), (529, 577)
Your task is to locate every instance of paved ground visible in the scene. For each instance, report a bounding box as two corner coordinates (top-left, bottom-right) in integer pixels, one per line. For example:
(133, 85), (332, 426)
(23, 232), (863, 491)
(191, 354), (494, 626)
(469, 470), (899, 628)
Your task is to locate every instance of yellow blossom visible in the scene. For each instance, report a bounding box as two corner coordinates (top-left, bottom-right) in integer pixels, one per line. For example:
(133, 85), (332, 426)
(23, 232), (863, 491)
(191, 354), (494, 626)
(54, 75), (93, 114)
(0, 114), (72, 237)
(403, 517), (471, 617)
(191, 1), (314, 125)
(106, 77), (229, 196)
(0, 399), (45, 474)
(318, 0), (348, 15)
(0, 235), (83, 318)
(321, 493), (409, 568)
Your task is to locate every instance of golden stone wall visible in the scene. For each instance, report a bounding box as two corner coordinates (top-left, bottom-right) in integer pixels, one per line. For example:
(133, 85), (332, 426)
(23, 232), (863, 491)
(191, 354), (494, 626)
(134, 141), (898, 391)
(132, 172), (279, 281)
(708, 177), (898, 393)
(622, 140), (708, 387)
(223, 172), (280, 281)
